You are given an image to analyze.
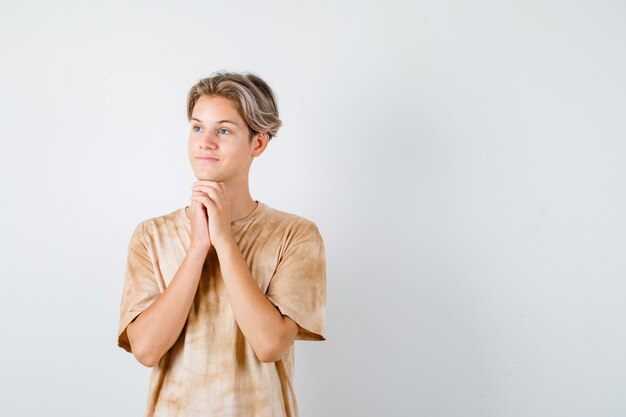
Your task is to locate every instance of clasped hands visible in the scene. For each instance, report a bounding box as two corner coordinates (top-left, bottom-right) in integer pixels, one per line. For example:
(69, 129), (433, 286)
(188, 180), (233, 251)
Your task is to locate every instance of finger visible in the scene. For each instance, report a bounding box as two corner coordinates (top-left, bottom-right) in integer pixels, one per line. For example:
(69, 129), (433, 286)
(192, 184), (220, 195)
(190, 198), (206, 209)
(191, 190), (215, 202)
(190, 192), (206, 203)
(192, 181), (219, 193)
(191, 195), (216, 211)
(193, 187), (222, 209)
(189, 199), (206, 216)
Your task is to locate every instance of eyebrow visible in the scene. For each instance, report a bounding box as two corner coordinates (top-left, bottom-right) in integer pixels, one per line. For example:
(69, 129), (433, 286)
(191, 117), (240, 128)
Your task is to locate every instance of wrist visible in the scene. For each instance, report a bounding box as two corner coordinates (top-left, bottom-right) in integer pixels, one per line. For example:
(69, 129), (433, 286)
(212, 235), (236, 253)
(188, 243), (210, 257)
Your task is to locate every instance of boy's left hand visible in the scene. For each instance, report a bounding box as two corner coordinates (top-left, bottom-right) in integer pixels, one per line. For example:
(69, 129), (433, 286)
(190, 180), (233, 249)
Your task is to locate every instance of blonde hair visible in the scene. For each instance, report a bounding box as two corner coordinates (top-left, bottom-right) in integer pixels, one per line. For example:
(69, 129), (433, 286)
(186, 71), (283, 142)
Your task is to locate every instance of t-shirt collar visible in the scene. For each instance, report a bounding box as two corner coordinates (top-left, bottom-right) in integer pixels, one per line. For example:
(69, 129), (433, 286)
(180, 200), (265, 232)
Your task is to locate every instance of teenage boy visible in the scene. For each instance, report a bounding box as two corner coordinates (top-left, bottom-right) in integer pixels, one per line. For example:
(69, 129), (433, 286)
(117, 71), (327, 417)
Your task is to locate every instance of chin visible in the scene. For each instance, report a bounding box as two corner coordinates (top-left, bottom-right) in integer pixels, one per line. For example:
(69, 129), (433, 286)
(195, 174), (220, 181)
(193, 170), (222, 182)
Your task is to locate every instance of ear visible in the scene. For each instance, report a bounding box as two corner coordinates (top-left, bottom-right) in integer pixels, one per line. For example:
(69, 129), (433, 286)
(251, 132), (270, 157)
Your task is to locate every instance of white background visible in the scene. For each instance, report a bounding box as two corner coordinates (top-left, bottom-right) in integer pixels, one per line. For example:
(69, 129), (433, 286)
(1, 1), (625, 416)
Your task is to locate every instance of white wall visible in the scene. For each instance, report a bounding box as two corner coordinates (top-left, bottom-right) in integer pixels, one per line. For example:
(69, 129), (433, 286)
(1, 1), (624, 416)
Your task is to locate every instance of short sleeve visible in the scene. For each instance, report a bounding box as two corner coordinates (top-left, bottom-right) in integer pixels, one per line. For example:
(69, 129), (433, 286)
(266, 225), (327, 341)
(117, 223), (161, 354)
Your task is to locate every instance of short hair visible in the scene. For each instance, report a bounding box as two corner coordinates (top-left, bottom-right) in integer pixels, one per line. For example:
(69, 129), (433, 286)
(186, 71), (283, 143)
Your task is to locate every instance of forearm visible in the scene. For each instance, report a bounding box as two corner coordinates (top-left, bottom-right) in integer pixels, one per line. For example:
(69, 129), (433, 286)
(216, 239), (286, 362)
(127, 245), (208, 367)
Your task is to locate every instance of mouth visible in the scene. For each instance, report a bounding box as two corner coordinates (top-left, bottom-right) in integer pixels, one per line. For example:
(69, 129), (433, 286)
(196, 156), (219, 162)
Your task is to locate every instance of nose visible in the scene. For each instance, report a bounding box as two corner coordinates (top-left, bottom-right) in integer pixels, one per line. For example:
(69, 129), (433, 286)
(199, 131), (218, 149)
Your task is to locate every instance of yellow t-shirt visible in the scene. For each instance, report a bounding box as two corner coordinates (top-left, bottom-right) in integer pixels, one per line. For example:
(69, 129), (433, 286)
(117, 200), (327, 417)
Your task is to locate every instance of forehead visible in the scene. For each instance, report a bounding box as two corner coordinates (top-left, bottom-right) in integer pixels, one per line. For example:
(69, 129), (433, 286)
(191, 95), (244, 126)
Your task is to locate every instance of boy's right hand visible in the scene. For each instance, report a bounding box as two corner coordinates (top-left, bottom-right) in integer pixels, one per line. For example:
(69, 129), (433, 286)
(188, 199), (211, 252)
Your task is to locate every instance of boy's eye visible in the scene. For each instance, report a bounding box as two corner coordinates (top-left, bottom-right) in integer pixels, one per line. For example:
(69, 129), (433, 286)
(191, 126), (230, 135)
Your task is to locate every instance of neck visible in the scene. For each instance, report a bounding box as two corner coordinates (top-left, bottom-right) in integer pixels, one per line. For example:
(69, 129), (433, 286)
(222, 174), (257, 223)
(227, 191), (258, 223)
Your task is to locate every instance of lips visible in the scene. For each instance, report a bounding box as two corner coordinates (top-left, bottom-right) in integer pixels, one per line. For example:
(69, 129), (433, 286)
(197, 156), (219, 161)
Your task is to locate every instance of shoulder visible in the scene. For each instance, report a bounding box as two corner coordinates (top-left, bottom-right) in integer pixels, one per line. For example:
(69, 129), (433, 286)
(131, 207), (184, 240)
(261, 203), (323, 244)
